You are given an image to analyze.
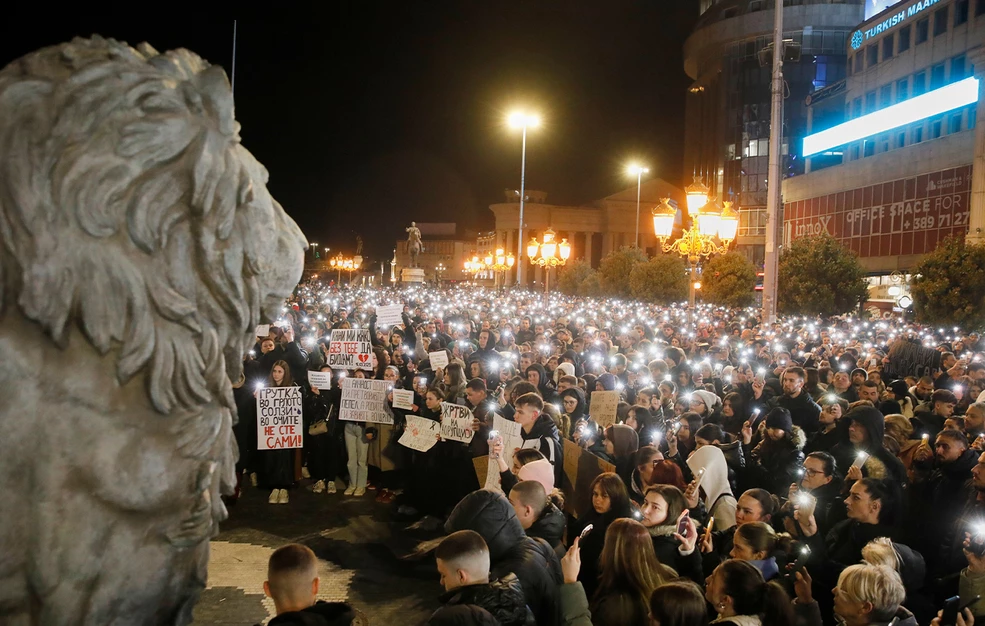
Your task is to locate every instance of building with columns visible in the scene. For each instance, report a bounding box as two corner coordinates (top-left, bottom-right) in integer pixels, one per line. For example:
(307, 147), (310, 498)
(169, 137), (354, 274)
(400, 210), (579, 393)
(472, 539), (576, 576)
(783, 0), (985, 312)
(488, 179), (686, 286)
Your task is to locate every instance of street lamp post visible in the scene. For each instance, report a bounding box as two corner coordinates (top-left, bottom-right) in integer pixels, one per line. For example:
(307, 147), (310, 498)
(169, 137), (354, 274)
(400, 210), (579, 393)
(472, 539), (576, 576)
(627, 164), (649, 248)
(508, 111), (541, 288)
(652, 188), (738, 325)
(527, 228), (571, 293)
(485, 248), (516, 288)
(329, 253), (360, 285)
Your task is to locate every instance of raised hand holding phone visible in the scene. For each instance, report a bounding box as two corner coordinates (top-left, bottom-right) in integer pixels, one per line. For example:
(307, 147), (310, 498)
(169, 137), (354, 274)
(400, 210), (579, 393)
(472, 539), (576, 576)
(673, 510), (697, 553)
(561, 537), (582, 584)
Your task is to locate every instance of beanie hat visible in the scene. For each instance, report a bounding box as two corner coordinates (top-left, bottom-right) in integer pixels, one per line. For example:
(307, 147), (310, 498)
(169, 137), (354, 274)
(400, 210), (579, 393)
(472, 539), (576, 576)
(554, 362), (576, 383)
(596, 373), (618, 391)
(765, 407), (793, 433)
(517, 458), (555, 494)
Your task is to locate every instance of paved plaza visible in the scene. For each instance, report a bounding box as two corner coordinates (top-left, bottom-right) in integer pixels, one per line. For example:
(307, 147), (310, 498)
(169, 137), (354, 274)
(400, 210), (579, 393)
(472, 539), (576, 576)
(192, 482), (442, 626)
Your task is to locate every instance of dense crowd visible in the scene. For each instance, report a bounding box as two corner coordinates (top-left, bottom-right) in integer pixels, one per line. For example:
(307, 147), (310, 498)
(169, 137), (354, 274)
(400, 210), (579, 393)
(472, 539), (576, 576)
(242, 280), (985, 626)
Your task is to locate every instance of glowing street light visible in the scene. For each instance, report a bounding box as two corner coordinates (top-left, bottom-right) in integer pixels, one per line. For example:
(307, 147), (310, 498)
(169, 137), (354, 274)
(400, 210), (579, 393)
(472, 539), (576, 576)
(627, 164), (650, 248)
(527, 228), (571, 293)
(507, 109), (541, 288)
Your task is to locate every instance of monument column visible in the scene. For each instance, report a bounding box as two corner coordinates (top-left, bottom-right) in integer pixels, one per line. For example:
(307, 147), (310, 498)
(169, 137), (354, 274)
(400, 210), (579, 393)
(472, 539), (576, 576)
(583, 232), (594, 266)
(967, 48), (985, 244)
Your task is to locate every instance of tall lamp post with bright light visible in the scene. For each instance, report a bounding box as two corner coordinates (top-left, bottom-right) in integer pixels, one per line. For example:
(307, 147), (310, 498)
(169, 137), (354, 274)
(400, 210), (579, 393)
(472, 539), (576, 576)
(484, 248), (516, 289)
(527, 228), (571, 293)
(651, 185), (738, 325)
(626, 164), (649, 248)
(508, 110), (540, 288)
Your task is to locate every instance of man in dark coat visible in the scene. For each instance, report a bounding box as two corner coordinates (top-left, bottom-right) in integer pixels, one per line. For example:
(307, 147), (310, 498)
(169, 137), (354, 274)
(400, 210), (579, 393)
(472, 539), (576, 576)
(774, 366), (822, 435)
(831, 407), (908, 486)
(509, 480), (565, 556)
(445, 490), (562, 626)
(260, 544), (358, 626)
(431, 530), (532, 626)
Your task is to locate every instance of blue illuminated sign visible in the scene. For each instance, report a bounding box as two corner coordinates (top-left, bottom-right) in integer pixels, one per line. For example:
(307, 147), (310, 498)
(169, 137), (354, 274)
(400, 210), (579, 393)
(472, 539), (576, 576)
(851, 0), (942, 50)
(803, 77), (980, 157)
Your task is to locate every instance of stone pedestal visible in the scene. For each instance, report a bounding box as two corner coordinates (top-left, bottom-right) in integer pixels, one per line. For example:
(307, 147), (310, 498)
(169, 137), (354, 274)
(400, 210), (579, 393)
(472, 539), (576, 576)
(401, 268), (425, 283)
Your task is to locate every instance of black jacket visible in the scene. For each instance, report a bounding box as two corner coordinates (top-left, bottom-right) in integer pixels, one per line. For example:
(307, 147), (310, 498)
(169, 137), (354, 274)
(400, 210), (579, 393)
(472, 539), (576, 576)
(527, 503), (566, 556)
(741, 427), (807, 495)
(520, 413), (564, 487)
(833, 407), (908, 486)
(909, 448), (978, 567)
(427, 605), (499, 626)
(648, 527), (704, 585)
(445, 490), (563, 626)
(775, 391), (822, 435)
(265, 601), (356, 626)
(433, 574), (532, 626)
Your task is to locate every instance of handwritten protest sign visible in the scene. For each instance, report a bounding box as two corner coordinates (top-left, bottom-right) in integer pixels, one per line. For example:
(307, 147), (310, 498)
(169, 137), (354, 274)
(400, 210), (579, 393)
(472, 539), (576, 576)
(399, 415), (440, 452)
(589, 390), (620, 429)
(884, 337), (942, 379)
(377, 304), (403, 327)
(340, 378), (394, 425)
(255, 324), (270, 337)
(256, 386), (303, 450)
(429, 350), (449, 370)
(474, 456), (490, 489)
(484, 414), (524, 491)
(328, 329), (373, 370)
(307, 371), (332, 390)
(392, 388), (415, 410)
(440, 402), (475, 443)
(562, 439), (615, 518)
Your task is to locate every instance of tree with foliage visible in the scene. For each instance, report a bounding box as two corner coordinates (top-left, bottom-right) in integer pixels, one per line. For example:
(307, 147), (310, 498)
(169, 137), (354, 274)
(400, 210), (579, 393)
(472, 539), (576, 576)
(910, 236), (985, 329)
(556, 259), (599, 297)
(629, 254), (688, 304)
(778, 233), (868, 317)
(598, 246), (648, 298)
(703, 252), (757, 308)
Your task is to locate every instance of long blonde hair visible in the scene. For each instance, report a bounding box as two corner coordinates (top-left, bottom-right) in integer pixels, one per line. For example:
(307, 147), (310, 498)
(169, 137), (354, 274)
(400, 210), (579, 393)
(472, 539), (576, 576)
(596, 518), (676, 609)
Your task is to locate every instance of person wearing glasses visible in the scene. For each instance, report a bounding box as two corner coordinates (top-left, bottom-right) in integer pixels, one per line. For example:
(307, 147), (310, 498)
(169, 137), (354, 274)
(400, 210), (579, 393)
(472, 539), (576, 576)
(781, 451), (845, 541)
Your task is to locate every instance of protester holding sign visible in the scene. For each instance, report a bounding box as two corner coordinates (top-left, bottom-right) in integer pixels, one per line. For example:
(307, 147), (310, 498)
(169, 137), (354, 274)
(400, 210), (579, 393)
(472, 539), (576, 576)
(255, 361), (305, 505)
(515, 393), (564, 487)
(306, 365), (342, 495)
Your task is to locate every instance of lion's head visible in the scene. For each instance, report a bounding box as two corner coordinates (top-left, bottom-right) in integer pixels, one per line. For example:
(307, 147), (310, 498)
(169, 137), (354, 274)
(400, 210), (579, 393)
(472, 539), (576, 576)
(0, 36), (306, 414)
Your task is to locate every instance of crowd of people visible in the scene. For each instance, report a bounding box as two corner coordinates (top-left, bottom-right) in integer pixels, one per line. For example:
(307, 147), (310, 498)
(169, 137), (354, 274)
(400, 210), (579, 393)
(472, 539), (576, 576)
(238, 280), (985, 626)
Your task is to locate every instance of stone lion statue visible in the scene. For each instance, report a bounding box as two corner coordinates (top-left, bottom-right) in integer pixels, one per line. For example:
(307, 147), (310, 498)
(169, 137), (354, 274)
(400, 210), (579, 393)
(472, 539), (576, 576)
(0, 37), (306, 624)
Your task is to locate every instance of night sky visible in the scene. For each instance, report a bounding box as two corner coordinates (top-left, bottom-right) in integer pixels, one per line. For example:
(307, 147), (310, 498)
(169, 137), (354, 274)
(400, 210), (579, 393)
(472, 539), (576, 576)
(0, 3), (698, 259)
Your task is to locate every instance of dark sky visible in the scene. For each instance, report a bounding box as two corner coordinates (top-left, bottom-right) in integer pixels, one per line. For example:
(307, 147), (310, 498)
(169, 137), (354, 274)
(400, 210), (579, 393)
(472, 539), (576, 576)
(0, 3), (698, 258)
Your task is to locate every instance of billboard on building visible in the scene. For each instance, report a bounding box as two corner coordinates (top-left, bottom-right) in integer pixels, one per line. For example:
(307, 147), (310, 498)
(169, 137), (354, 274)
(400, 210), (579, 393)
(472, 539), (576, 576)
(865, 0), (906, 20)
(784, 165), (971, 258)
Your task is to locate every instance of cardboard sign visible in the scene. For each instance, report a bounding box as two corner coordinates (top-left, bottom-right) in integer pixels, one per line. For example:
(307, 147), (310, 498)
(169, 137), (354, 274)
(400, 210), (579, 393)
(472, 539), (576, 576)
(255, 324), (270, 337)
(399, 415), (441, 452)
(339, 378), (394, 425)
(307, 371), (332, 390)
(474, 456), (491, 490)
(884, 337), (943, 379)
(256, 386), (303, 450)
(589, 390), (620, 429)
(377, 304), (404, 327)
(328, 329), (373, 371)
(440, 402), (475, 443)
(562, 439), (616, 518)
(392, 388), (415, 411)
(429, 351), (449, 370)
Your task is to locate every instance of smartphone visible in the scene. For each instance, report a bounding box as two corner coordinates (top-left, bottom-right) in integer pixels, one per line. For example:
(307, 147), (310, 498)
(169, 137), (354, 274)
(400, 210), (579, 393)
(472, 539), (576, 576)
(852, 451), (870, 470)
(676, 511), (691, 536)
(578, 524), (594, 540)
(487, 430), (499, 441)
(970, 527), (985, 557)
(797, 493), (817, 519)
(787, 546), (811, 579)
(670, 421), (683, 436)
(940, 595), (980, 626)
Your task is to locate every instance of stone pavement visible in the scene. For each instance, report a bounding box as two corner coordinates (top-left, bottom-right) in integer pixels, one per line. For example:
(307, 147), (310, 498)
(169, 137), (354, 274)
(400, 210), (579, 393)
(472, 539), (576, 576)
(192, 481), (443, 625)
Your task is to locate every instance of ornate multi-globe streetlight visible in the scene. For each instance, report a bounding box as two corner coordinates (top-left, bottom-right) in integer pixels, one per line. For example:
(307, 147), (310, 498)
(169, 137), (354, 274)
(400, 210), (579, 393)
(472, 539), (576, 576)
(527, 228), (571, 293)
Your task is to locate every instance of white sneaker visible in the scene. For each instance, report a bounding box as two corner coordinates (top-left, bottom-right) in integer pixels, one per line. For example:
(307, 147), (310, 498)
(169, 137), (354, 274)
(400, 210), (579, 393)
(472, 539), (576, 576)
(268, 489), (279, 504)
(344, 486), (356, 496)
(302, 466), (311, 479)
(326, 480), (337, 494)
(251, 473), (258, 487)
(277, 489), (289, 504)
(353, 487), (366, 497)
(312, 480), (325, 493)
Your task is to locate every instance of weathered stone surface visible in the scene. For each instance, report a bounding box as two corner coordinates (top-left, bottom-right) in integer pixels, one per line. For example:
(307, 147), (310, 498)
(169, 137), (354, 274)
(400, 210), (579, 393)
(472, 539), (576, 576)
(0, 36), (306, 624)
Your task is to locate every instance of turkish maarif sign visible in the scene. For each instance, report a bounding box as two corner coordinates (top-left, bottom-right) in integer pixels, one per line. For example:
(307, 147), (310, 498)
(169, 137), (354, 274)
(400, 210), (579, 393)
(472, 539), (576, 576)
(256, 386), (303, 450)
(328, 329), (373, 370)
(340, 377), (394, 425)
(399, 415), (441, 452)
(376, 304), (403, 327)
(440, 402), (475, 443)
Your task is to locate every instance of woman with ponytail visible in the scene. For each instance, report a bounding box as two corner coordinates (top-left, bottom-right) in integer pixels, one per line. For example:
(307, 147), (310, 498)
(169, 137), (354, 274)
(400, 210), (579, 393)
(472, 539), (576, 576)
(705, 560), (795, 626)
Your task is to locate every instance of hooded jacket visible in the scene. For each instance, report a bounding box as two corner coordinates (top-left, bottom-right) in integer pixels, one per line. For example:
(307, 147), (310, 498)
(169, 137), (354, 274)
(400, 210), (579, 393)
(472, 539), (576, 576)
(266, 601), (356, 626)
(520, 413), (564, 487)
(527, 502), (566, 556)
(832, 407), (908, 486)
(526, 363), (558, 404)
(432, 574), (532, 626)
(687, 445), (737, 530)
(742, 426), (807, 496)
(445, 490), (562, 626)
(559, 388), (587, 434)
